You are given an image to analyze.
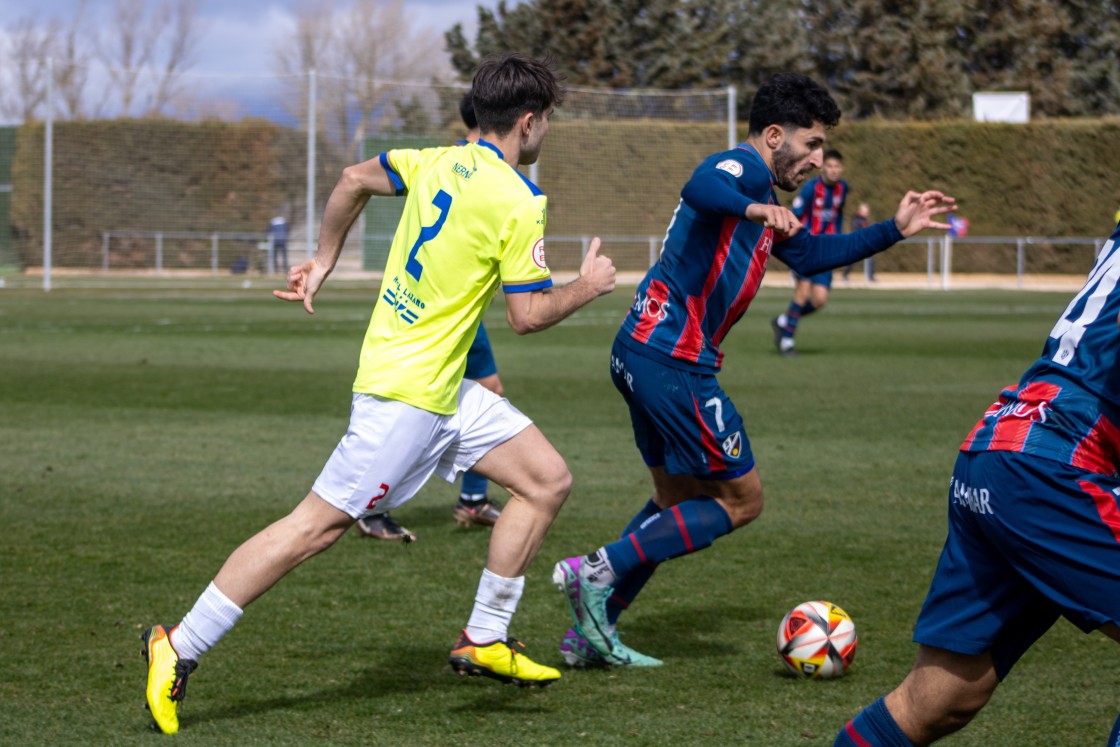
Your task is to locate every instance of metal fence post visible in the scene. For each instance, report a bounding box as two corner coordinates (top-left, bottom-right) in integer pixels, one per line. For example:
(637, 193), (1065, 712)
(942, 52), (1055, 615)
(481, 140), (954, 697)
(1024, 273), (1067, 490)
(727, 85), (737, 149)
(156, 233), (163, 273)
(306, 69), (317, 261)
(941, 235), (952, 291)
(927, 238), (935, 289)
(102, 232), (109, 271)
(211, 233), (219, 274)
(43, 57), (54, 292)
(1016, 238), (1025, 288)
(648, 236), (657, 267)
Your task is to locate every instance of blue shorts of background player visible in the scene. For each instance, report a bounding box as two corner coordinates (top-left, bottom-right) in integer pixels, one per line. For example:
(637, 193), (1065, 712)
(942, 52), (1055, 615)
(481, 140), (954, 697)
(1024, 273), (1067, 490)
(915, 450), (1120, 676)
(835, 449), (1120, 746)
(355, 323), (504, 541)
(794, 269), (833, 290)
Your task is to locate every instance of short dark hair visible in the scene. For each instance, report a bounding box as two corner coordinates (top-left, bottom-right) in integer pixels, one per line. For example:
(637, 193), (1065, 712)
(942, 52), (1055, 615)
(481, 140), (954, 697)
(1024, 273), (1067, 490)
(824, 149), (843, 162)
(458, 91), (477, 130)
(747, 73), (841, 136)
(471, 53), (565, 136)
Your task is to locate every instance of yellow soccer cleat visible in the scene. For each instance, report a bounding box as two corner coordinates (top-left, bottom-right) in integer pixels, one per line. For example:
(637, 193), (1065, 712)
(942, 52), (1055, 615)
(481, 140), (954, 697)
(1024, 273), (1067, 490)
(140, 624), (197, 734)
(449, 630), (561, 688)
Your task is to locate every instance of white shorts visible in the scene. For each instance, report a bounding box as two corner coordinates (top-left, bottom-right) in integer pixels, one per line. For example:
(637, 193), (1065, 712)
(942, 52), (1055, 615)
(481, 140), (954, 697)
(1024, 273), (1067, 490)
(312, 380), (532, 519)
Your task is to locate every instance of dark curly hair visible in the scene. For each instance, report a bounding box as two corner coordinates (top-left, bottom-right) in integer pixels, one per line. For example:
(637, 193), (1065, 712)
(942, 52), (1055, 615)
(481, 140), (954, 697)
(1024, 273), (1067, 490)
(747, 73), (841, 136)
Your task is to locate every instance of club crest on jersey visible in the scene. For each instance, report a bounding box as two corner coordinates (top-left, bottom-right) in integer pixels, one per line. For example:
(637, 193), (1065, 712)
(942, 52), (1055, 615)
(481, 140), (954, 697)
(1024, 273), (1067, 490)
(721, 431), (742, 458)
(716, 159), (743, 177)
(532, 238), (547, 269)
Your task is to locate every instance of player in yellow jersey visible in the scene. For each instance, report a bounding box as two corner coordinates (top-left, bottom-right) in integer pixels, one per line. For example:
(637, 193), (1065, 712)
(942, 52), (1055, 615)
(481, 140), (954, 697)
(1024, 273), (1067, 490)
(139, 53), (616, 735)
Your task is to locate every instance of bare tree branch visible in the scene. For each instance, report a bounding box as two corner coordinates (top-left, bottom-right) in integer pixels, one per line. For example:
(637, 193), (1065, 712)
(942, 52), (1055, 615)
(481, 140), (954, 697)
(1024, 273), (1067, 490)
(2, 16), (59, 123)
(148, 0), (203, 114)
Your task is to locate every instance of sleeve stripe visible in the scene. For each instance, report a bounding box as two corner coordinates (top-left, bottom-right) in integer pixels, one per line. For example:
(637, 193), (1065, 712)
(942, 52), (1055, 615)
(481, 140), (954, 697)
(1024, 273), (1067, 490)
(503, 278), (553, 293)
(379, 152), (405, 195)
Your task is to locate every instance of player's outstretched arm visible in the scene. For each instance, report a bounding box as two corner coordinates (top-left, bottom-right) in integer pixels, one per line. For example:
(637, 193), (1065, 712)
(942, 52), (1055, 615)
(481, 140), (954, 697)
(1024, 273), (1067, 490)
(893, 190), (957, 238)
(273, 158), (398, 314)
(505, 237), (616, 334)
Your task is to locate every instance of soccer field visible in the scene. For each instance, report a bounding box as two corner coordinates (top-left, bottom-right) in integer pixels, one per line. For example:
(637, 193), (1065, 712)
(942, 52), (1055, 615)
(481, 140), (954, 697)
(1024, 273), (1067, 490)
(1, 282), (1115, 746)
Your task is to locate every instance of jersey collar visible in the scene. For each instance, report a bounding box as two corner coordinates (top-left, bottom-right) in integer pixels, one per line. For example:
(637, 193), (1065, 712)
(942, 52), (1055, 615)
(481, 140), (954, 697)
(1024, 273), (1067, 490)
(477, 138), (504, 160)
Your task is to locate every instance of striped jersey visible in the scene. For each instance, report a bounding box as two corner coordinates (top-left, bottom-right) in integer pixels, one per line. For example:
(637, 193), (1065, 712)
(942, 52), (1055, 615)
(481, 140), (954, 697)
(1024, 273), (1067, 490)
(962, 227), (1120, 475)
(617, 143), (903, 372)
(791, 175), (849, 235)
(353, 140), (552, 414)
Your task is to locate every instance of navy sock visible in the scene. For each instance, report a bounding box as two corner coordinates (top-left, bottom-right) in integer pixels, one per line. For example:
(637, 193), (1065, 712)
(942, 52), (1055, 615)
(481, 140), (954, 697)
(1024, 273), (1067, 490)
(781, 301), (803, 337)
(801, 300), (818, 317)
(834, 698), (914, 747)
(459, 471), (488, 501)
(606, 499), (662, 625)
(603, 496), (732, 579)
(1108, 713), (1120, 747)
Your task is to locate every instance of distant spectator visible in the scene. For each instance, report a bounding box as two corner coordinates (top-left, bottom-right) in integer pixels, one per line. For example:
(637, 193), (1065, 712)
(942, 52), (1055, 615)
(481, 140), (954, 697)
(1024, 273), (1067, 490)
(268, 216), (289, 273)
(842, 202), (874, 281)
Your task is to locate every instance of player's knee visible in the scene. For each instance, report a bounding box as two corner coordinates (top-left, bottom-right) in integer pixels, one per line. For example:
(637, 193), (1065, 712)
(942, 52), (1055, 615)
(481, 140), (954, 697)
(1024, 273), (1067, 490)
(526, 459), (572, 508)
(723, 488), (764, 528)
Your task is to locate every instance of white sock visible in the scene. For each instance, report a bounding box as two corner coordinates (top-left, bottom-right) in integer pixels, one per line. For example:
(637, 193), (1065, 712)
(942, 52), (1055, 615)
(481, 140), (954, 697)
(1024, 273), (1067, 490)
(464, 569), (524, 643)
(169, 582), (243, 662)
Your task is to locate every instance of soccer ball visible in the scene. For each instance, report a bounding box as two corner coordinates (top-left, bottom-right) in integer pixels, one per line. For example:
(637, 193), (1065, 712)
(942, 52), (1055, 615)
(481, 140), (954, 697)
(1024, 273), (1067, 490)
(776, 600), (858, 679)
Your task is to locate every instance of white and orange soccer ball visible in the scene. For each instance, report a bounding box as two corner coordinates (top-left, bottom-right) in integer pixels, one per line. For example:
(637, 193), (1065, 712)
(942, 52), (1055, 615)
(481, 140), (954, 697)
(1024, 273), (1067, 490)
(776, 601), (858, 679)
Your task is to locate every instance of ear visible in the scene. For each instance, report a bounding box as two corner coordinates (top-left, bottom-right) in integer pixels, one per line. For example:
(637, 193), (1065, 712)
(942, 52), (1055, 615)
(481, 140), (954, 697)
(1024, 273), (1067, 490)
(763, 124), (785, 151)
(517, 110), (536, 137)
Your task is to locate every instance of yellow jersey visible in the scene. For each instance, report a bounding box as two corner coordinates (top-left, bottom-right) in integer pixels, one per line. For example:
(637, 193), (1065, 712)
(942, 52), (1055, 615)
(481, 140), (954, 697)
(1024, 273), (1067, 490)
(353, 140), (552, 414)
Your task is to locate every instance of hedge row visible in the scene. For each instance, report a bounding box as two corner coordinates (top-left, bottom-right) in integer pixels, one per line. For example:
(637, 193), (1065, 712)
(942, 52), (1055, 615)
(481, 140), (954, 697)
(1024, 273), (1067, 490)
(10, 117), (1119, 271)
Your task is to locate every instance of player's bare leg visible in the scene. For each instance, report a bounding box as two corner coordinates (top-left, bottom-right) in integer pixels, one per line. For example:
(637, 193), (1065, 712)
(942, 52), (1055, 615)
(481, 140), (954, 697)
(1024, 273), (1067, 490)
(143, 494), (353, 733)
(469, 424), (571, 577)
(213, 492), (355, 608)
(882, 646), (999, 745)
(447, 425), (569, 686)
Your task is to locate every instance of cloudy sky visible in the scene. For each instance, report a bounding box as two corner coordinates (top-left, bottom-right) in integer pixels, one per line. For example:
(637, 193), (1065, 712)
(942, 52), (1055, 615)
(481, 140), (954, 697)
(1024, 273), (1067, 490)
(2, 0), (496, 73)
(0, 0), (501, 122)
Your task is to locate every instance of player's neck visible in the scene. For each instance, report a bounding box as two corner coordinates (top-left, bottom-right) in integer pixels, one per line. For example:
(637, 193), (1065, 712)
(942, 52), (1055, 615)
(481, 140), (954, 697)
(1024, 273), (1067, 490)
(479, 131), (522, 168)
(742, 135), (774, 173)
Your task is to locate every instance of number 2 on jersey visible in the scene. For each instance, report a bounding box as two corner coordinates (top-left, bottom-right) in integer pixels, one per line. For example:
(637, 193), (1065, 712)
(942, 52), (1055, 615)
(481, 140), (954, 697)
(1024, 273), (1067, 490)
(406, 190), (453, 281)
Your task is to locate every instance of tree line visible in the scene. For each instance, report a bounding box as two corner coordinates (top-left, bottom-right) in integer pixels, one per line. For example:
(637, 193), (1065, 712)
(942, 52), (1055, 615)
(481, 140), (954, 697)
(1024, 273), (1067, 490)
(5, 0), (1118, 127)
(446, 0), (1120, 119)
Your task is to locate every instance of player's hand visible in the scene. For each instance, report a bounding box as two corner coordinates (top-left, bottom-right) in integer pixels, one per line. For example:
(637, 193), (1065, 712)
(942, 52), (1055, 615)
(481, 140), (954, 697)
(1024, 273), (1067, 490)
(893, 190), (957, 238)
(272, 257), (330, 314)
(580, 237), (616, 297)
(746, 203), (801, 237)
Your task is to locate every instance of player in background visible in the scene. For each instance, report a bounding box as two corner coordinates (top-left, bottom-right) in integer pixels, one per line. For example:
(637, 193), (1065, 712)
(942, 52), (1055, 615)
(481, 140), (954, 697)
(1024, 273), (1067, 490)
(356, 92), (505, 542)
(553, 72), (955, 668)
(140, 53), (617, 734)
(834, 225), (1120, 745)
(771, 149), (848, 356)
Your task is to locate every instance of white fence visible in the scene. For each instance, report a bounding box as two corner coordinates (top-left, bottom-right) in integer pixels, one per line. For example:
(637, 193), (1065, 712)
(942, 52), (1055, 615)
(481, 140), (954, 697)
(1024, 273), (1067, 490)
(90, 229), (1105, 292)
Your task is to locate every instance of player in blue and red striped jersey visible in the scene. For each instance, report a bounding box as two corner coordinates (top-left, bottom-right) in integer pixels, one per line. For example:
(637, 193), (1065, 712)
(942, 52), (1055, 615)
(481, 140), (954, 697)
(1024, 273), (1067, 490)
(835, 226), (1120, 746)
(552, 72), (956, 668)
(771, 149), (848, 356)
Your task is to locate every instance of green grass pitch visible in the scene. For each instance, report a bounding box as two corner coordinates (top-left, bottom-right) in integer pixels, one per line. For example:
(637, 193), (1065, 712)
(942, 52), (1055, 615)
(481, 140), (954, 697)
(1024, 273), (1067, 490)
(1, 280), (1116, 745)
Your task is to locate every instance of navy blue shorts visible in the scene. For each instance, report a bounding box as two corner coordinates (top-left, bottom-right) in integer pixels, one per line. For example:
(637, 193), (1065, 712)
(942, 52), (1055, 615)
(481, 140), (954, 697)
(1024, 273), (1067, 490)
(793, 269), (833, 289)
(465, 322), (498, 380)
(914, 450), (1120, 678)
(610, 337), (754, 479)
